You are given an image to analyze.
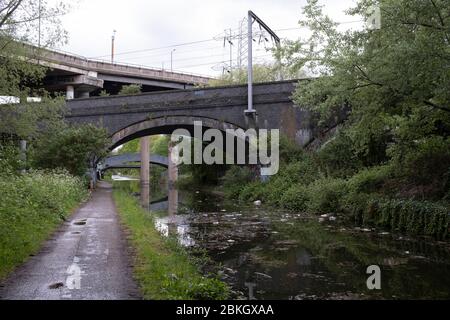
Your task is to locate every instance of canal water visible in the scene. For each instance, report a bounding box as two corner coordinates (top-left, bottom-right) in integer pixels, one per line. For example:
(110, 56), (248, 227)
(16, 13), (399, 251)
(118, 179), (450, 300)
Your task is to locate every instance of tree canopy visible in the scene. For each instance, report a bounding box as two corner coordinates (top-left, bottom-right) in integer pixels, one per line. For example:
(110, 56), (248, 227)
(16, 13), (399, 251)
(283, 0), (449, 132)
(0, 0), (68, 97)
(31, 124), (109, 177)
(279, 0), (449, 196)
(0, 0), (69, 138)
(0, 1), (110, 177)
(208, 63), (306, 86)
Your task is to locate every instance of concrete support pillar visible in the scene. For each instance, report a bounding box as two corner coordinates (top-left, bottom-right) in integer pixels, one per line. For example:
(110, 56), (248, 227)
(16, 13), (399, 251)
(168, 188), (178, 216)
(167, 143), (178, 218)
(66, 85), (74, 100)
(168, 142), (178, 189)
(140, 136), (150, 208)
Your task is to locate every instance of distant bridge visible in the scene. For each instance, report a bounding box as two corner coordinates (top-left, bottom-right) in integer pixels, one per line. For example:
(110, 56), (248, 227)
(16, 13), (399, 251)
(24, 44), (211, 98)
(98, 153), (168, 173)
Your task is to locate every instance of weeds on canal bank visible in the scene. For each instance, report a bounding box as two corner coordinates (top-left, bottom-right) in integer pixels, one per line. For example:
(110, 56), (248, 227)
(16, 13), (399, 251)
(0, 169), (88, 279)
(112, 187), (230, 300)
(220, 136), (450, 239)
(230, 166), (449, 239)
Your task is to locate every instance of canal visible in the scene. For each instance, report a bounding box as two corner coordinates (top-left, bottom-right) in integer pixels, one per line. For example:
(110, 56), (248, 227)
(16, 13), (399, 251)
(116, 179), (450, 300)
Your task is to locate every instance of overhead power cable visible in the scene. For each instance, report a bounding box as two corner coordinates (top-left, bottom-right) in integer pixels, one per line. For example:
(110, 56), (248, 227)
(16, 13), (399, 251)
(89, 38), (216, 59)
(89, 20), (364, 60)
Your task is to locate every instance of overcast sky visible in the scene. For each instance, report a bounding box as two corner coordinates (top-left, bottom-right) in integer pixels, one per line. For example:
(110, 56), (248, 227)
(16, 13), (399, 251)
(56, 0), (359, 76)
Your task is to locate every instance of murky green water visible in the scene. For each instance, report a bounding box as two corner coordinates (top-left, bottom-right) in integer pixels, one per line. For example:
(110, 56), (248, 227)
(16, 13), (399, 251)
(118, 180), (450, 300)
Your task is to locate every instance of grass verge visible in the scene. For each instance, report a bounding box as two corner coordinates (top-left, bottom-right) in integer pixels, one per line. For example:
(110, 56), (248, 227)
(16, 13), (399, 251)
(0, 170), (88, 279)
(112, 186), (229, 300)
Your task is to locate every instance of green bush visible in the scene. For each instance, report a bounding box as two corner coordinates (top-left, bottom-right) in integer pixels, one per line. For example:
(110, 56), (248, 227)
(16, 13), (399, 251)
(316, 131), (361, 178)
(32, 124), (109, 177)
(219, 134), (449, 239)
(278, 135), (305, 164)
(279, 157), (320, 186)
(340, 192), (374, 224)
(236, 157), (320, 206)
(346, 165), (392, 194)
(388, 136), (450, 197)
(305, 178), (348, 213)
(264, 178), (296, 206)
(239, 177), (293, 206)
(280, 184), (309, 211)
(118, 84), (142, 95)
(0, 144), (21, 173)
(222, 166), (254, 198)
(187, 278), (230, 300)
(238, 182), (266, 202)
(397, 137), (449, 184)
(0, 170), (88, 278)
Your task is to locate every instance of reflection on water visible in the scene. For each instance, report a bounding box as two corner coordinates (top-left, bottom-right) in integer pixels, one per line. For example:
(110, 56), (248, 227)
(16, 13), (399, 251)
(154, 214), (195, 247)
(111, 175), (138, 181)
(154, 218), (169, 237)
(120, 181), (450, 300)
(152, 188), (195, 247)
(155, 216), (195, 247)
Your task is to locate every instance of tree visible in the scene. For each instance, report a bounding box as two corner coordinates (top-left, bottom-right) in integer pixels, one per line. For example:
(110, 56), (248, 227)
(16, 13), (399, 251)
(117, 135), (169, 156)
(284, 0), (449, 126)
(151, 135), (169, 156)
(117, 139), (139, 154)
(0, 0), (69, 142)
(31, 124), (110, 177)
(283, 2), (448, 153)
(0, 0), (68, 97)
(118, 84), (142, 95)
(280, 0), (450, 196)
(209, 63), (306, 86)
(0, 96), (65, 140)
(0, 1), (68, 45)
(0, 2), (109, 177)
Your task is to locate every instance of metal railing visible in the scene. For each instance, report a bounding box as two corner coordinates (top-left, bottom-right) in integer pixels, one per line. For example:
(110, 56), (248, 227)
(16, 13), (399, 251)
(39, 45), (213, 81)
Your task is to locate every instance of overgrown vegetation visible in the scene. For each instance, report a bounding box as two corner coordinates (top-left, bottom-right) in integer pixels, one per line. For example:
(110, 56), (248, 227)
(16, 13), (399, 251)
(216, 0), (450, 239)
(112, 186), (229, 299)
(0, 0), (109, 178)
(118, 84), (142, 95)
(222, 137), (449, 239)
(117, 135), (169, 156)
(31, 123), (109, 177)
(0, 1), (69, 99)
(208, 63), (306, 86)
(0, 1), (109, 279)
(0, 168), (88, 278)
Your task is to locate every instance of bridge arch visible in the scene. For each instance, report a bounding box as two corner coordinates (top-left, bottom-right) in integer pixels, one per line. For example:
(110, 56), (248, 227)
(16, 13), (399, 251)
(110, 115), (245, 150)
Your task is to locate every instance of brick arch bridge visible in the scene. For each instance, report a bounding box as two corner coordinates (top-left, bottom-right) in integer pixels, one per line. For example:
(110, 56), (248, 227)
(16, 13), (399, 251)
(65, 80), (314, 150)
